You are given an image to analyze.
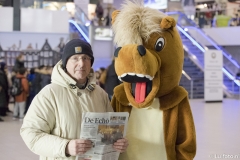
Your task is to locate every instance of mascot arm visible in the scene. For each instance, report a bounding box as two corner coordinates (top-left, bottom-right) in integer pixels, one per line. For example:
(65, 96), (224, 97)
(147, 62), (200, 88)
(111, 84), (132, 113)
(175, 97), (196, 159)
(111, 95), (132, 113)
(111, 95), (121, 112)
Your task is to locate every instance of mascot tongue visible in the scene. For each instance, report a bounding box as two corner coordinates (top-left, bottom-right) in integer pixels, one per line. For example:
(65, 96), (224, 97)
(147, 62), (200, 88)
(135, 82), (146, 103)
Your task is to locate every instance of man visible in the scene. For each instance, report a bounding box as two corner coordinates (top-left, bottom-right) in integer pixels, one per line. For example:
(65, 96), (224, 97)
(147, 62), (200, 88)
(20, 39), (128, 160)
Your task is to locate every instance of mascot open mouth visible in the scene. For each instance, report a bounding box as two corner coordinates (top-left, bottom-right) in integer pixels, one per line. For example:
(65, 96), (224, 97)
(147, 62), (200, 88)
(118, 73), (153, 103)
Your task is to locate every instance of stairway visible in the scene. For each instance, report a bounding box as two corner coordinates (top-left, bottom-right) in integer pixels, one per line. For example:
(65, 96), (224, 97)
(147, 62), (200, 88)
(180, 56), (204, 98)
(223, 74), (240, 93)
(69, 21), (89, 42)
(166, 11), (240, 97)
(69, 5), (90, 43)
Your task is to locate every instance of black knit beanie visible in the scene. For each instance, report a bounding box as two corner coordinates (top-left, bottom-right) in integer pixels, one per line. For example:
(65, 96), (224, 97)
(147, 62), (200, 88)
(62, 39), (94, 69)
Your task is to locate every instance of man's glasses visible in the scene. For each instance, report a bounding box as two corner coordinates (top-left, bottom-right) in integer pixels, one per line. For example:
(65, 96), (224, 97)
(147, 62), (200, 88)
(69, 55), (92, 62)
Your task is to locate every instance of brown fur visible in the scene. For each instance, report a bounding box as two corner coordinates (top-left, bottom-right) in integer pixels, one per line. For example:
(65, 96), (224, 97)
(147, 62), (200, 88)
(111, 0), (196, 159)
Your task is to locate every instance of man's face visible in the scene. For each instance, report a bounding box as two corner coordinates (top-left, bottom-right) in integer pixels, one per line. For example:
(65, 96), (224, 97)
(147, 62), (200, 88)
(66, 54), (92, 83)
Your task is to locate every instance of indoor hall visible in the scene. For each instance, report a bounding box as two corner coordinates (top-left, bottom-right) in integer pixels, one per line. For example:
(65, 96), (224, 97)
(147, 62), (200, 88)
(0, 99), (240, 160)
(1, 0), (240, 160)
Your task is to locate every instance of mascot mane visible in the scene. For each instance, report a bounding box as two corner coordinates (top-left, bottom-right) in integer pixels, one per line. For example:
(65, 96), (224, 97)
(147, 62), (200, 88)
(112, 0), (166, 46)
(111, 0), (182, 108)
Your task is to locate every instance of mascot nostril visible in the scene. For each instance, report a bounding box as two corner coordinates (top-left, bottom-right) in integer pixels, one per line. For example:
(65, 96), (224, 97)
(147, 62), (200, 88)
(114, 47), (122, 57)
(137, 45), (146, 56)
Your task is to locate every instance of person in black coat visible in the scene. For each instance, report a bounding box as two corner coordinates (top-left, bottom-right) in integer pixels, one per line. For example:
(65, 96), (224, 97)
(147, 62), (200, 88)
(32, 65), (44, 95)
(104, 60), (121, 100)
(40, 66), (52, 90)
(25, 68), (36, 114)
(0, 62), (9, 121)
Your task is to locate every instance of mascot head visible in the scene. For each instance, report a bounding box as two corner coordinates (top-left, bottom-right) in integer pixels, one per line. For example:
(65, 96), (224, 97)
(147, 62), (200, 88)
(112, 0), (184, 108)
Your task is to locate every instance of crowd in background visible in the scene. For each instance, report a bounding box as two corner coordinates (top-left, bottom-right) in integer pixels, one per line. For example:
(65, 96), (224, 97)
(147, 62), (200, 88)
(91, 1), (114, 27)
(195, 3), (240, 28)
(0, 53), (120, 122)
(0, 53), (53, 121)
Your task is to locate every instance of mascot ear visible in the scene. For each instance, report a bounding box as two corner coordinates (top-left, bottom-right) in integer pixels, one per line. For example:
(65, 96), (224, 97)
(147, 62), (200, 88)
(160, 16), (176, 29)
(111, 10), (120, 25)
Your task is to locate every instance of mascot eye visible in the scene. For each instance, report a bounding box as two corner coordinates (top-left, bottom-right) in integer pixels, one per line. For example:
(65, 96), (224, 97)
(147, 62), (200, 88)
(155, 38), (165, 52)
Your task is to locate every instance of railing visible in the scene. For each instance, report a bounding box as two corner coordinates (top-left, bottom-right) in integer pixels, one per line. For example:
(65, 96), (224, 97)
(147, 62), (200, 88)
(182, 70), (193, 99)
(69, 5), (91, 43)
(186, 26), (240, 76)
(166, 12), (240, 95)
(69, 19), (90, 43)
(167, 12), (240, 63)
(231, 78), (240, 99)
(228, 18), (240, 27)
(74, 5), (91, 27)
(167, 11), (240, 74)
(179, 25), (240, 96)
(166, 11), (199, 28)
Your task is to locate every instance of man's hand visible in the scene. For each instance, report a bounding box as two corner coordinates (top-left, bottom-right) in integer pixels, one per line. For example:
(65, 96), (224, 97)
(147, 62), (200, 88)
(113, 138), (129, 153)
(65, 139), (93, 156)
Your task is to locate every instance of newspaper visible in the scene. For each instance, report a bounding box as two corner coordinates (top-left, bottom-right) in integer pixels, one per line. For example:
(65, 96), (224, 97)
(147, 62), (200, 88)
(76, 112), (129, 160)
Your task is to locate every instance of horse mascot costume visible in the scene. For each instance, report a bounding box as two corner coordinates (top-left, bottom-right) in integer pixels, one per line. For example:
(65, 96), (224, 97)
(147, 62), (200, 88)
(111, 1), (196, 160)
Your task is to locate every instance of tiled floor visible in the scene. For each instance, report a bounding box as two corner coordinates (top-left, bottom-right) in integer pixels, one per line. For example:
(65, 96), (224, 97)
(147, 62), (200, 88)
(191, 98), (240, 160)
(0, 112), (38, 160)
(0, 99), (240, 160)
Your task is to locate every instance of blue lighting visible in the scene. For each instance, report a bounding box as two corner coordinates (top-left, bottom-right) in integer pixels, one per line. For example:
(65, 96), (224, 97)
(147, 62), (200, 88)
(177, 25), (240, 87)
(222, 68), (234, 79)
(222, 68), (240, 86)
(167, 11), (240, 69)
(69, 19), (90, 43)
(186, 26), (240, 69)
(177, 25), (205, 52)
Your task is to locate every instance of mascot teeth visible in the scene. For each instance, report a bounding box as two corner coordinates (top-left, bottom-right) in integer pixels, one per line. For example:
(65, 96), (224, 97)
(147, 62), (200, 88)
(122, 73), (127, 77)
(118, 73), (153, 82)
(136, 74), (144, 77)
(146, 75), (153, 80)
(118, 76), (123, 82)
(128, 72), (135, 76)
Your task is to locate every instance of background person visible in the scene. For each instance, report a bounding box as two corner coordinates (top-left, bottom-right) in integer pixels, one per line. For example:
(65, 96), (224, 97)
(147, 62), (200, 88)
(95, 1), (104, 26)
(104, 60), (121, 100)
(25, 68), (36, 114)
(0, 62), (9, 121)
(13, 52), (25, 72)
(13, 67), (29, 121)
(20, 39), (128, 159)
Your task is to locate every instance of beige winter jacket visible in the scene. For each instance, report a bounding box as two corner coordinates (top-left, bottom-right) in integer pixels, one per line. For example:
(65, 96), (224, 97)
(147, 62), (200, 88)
(20, 61), (113, 160)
